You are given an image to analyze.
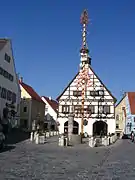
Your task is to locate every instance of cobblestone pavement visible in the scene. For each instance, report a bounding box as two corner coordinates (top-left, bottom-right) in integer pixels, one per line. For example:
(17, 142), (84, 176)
(0, 136), (135, 180)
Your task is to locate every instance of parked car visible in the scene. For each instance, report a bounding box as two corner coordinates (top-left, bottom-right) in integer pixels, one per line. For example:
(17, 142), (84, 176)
(122, 134), (130, 139)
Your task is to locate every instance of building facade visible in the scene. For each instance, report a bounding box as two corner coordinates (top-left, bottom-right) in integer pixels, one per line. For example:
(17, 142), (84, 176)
(115, 94), (126, 137)
(19, 78), (45, 131)
(125, 92), (135, 135)
(41, 96), (58, 130)
(57, 10), (116, 136)
(0, 39), (21, 127)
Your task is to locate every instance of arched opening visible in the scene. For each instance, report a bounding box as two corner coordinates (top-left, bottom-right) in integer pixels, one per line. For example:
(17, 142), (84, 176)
(93, 121), (108, 137)
(64, 121), (79, 134)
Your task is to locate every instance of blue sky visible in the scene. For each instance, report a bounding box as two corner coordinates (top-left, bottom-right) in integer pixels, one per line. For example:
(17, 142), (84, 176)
(0, 0), (135, 101)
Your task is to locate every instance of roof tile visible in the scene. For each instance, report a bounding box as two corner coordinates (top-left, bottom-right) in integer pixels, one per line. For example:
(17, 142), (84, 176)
(128, 92), (135, 115)
(19, 81), (44, 103)
(42, 96), (58, 113)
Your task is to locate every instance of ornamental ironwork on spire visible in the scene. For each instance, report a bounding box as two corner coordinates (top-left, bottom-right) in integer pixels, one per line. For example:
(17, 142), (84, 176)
(80, 9), (91, 67)
(80, 9), (89, 54)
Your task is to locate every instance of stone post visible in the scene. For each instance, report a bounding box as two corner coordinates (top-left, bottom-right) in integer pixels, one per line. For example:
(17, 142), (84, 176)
(68, 113), (74, 146)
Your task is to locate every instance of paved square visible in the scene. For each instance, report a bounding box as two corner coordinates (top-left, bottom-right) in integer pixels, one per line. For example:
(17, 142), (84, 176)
(0, 136), (135, 180)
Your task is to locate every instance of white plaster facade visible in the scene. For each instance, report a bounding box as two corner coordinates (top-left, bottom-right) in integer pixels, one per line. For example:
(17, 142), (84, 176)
(0, 39), (21, 126)
(58, 117), (115, 136)
(57, 67), (116, 136)
(41, 96), (58, 130)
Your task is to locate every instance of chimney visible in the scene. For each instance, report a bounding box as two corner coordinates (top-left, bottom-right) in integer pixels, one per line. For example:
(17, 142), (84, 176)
(49, 96), (52, 100)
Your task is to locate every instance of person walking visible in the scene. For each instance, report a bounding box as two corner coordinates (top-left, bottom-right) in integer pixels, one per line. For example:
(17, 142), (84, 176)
(1, 103), (9, 140)
(131, 131), (134, 142)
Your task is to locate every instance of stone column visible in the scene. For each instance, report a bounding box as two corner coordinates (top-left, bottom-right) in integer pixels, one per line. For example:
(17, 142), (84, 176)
(68, 113), (74, 146)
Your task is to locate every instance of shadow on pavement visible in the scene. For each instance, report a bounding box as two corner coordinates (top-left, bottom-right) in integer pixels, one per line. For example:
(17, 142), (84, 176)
(0, 145), (15, 153)
(6, 128), (30, 145)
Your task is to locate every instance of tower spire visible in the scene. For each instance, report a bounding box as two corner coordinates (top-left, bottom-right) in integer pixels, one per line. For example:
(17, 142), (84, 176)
(80, 9), (91, 67)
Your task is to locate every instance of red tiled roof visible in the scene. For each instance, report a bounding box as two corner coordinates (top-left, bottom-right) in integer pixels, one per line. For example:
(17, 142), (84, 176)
(128, 92), (135, 115)
(42, 96), (58, 113)
(19, 81), (44, 103)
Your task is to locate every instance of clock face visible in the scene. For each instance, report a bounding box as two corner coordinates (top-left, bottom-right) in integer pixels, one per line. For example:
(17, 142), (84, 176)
(99, 90), (104, 96)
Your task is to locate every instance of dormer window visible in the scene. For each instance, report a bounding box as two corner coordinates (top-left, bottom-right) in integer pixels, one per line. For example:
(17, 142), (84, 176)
(5, 53), (11, 63)
(73, 91), (81, 97)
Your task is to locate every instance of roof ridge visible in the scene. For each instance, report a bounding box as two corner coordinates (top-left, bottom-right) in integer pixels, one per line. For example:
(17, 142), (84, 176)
(20, 81), (44, 103)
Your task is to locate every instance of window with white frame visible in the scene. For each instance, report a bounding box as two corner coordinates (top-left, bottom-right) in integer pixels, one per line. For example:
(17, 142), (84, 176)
(62, 105), (69, 114)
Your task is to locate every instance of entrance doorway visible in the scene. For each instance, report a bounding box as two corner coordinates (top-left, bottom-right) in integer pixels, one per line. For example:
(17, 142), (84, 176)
(64, 121), (79, 134)
(93, 121), (108, 137)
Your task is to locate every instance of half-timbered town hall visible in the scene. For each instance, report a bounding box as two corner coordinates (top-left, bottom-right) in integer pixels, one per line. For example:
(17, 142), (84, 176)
(57, 10), (117, 137)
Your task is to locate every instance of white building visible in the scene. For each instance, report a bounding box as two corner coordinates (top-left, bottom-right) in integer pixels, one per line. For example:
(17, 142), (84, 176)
(0, 39), (21, 127)
(57, 10), (117, 137)
(41, 96), (58, 130)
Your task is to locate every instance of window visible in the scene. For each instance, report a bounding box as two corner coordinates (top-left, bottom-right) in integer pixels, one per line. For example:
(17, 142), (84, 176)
(8, 74), (13, 82)
(90, 90), (104, 96)
(62, 105), (69, 114)
(103, 105), (110, 114)
(73, 91), (81, 97)
(87, 105), (95, 114)
(7, 90), (12, 101)
(90, 91), (98, 96)
(1, 88), (7, 99)
(23, 107), (27, 113)
(98, 105), (104, 113)
(134, 117), (135, 122)
(3, 70), (8, 78)
(0, 67), (3, 75)
(74, 105), (81, 113)
(116, 124), (119, 129)
(98, 90), (104, 96)
(12, 93), (16, 103)
(0, 85), (16, 102)
(0, 66), (13, 82)
(116, 115), (119, 121)
(5, 53), (11, 63)
(45, 107), (48, 112)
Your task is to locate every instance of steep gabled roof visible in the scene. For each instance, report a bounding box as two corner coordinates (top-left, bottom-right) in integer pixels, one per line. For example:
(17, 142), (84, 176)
(128, 92), (135, 115)
(0, 39), (8, 51)
(42, 96), (58, 113)
(115, 93), (126, 107)
(19, 81), (44, 103)
(56, 66), (117, 103)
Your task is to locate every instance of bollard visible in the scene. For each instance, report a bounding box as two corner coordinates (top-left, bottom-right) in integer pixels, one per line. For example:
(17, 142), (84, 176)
(89, 137), (94, 147)
(35, 134), (39, 144)
(39, 135), (45, 144)
(30, 132), (34, 141)
(46, 132), (50, 138)
(58, 135), (65, 146)
(104, 137), (108, 146)
(50, 131), (54, 136)
(54, 131), (56, 136)
(101, 137), (105, 146)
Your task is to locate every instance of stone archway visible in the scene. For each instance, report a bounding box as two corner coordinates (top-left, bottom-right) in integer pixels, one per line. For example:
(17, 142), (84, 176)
(93, 121), (108, 137)
(64, 121), (79, 134)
